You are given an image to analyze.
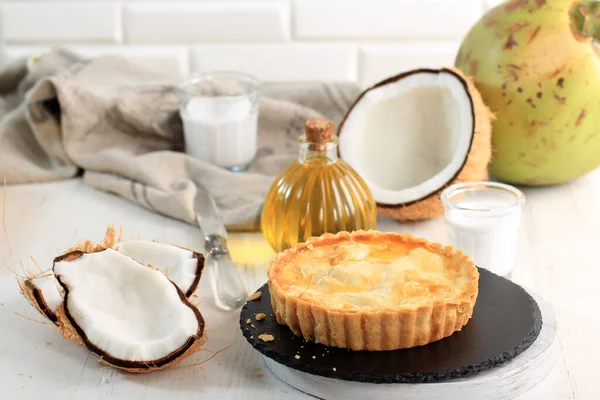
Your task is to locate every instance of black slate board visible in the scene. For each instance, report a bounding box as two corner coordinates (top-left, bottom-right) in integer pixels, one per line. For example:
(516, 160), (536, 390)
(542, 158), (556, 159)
(240, 268), (543, 383)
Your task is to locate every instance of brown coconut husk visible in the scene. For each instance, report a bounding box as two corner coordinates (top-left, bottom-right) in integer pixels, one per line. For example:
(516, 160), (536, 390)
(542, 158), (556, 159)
(340, 67), (493, 222)
(64, 225), (119, 254)
(54, 305), (83, 345)
(19, 272), (60, 325)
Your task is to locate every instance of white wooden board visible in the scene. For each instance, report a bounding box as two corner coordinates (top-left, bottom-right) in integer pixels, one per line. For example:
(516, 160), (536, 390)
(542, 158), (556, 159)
(1, 173), (599, 399)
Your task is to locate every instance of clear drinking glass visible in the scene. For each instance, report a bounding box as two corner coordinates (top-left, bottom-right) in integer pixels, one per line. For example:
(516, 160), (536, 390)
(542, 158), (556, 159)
(176, 71), (261, 172)
(441, 182), (526, 278)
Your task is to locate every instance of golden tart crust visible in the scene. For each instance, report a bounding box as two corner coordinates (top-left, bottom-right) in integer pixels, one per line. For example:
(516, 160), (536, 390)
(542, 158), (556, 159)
(267, 230), (479, 351)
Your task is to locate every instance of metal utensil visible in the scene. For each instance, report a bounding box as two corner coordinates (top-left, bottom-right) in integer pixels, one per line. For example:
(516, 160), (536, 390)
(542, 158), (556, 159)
(194, 184), (248, 311)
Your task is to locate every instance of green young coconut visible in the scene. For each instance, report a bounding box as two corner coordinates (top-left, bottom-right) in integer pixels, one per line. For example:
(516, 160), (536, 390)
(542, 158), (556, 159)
(456, 0), (600, 185)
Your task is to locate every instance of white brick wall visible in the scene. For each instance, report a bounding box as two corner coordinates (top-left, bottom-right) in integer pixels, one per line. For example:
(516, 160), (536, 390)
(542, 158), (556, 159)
(191, 45), (357, 81)
(293, 0), (482, 40)
(0, 0), (492, 87)
(2, 2), (121, 43)
(359, 43), (462, 87)
(123, 2), (290, 44)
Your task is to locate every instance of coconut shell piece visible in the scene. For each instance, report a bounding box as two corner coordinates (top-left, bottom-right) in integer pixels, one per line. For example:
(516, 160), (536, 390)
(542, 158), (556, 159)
(115, 241), (205, 298)
(338, 67), (493, 222)
(20, 271), (62, 325)
(18, 226), (208, 373)
(53, 249), (206, 373)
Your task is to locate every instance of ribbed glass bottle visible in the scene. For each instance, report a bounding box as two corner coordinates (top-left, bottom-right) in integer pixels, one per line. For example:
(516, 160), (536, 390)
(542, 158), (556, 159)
(261, 119), (377, 253)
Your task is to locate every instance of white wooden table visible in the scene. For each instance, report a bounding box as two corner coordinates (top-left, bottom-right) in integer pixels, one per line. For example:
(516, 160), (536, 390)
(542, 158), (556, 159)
(1, 172), (598, 399)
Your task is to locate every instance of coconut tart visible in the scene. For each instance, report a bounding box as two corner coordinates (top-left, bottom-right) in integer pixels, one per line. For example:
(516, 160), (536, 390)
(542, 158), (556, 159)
(268, 231), (479, 351)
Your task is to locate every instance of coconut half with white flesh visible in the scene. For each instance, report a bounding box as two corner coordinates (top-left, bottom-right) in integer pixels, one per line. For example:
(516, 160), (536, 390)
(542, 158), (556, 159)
(116, 241), (205, 297)
(53, 248), (205, 373)
(338, 68), (492, 221)
(21, 271), (63, 324)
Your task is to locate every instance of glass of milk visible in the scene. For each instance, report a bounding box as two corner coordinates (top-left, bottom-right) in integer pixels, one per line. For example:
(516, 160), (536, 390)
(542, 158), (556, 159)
(177, 71), (261, 172)
(441, 182), (526, 279)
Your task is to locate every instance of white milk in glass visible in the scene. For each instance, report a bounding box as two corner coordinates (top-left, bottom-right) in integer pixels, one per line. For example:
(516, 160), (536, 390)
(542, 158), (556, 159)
(443, 183), (525, 278)
(183, 96), (258, 171)
(177, 71), (260, 172)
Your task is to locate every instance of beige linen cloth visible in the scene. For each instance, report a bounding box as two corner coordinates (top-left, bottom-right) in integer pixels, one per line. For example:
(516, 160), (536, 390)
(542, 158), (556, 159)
(0, 48), (359, 231)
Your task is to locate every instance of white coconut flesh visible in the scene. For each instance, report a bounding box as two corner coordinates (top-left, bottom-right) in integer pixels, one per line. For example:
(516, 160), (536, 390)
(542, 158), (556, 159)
(339, 71), (474, 205)
(53, 248), (204, 366)
(25, 271), (63, 323)
(116, 241), (203, 297)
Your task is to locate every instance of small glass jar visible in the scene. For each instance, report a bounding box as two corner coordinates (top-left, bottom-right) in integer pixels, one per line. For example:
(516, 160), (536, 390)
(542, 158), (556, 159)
(176, 71), (261, 172)
(261, 119), (377, 253)
(441, 182), (526, 278)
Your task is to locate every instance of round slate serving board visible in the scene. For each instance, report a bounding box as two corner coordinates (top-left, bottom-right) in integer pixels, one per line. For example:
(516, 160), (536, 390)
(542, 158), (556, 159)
(240, 268), (543, 384)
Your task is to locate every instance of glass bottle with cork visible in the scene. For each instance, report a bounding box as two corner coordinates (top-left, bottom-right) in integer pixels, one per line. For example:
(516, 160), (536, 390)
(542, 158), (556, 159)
(261, 118), (377, 253)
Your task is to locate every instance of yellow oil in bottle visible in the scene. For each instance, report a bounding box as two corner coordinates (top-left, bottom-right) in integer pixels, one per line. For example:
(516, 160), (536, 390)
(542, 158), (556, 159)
(261, 119), (377, 253)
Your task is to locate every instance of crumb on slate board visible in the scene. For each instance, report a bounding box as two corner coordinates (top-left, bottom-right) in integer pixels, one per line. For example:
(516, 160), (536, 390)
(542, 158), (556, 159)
(255, 313), (266, 321)
(248, 291), (262, 301)
(246, 318), (252, 324)
(258, 334), (275, 342)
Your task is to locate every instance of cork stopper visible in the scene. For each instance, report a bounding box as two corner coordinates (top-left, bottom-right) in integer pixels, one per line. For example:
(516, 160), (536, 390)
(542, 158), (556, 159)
(305, 119), (334, 143)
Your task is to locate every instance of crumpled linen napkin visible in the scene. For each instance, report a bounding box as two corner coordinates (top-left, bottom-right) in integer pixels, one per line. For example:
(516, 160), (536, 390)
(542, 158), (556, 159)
(0, 48), (360, 231)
